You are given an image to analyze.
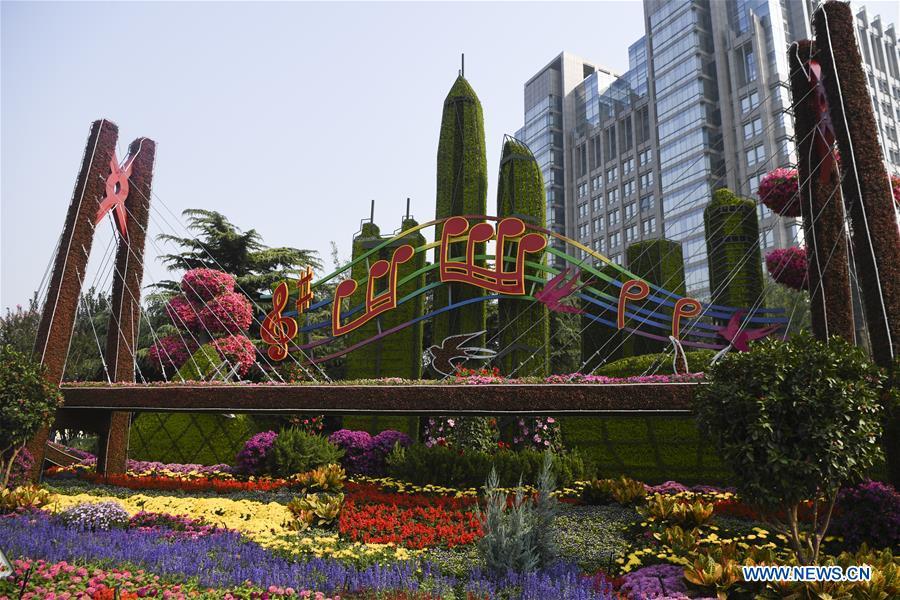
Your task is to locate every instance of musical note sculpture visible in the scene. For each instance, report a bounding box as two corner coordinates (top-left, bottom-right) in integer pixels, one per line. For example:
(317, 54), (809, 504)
(296, 267), (314, 314)
(617, 278), (702, 342)
(332, 244), (415, 336)
(439, 217), (546, 295)
(261, 281), (298, 361)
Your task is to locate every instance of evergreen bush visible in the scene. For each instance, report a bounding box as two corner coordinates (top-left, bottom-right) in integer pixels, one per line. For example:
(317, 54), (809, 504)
(267, 429), (344, 478)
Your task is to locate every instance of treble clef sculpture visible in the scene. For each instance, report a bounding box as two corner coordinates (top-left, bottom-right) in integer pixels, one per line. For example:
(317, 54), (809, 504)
(261, 281), (298, 361)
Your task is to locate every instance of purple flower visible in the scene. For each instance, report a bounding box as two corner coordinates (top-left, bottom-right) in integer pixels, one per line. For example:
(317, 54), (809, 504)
(57, 501), (130, 531)
(619, 564), (689, 599)
(832, 480), (900, 549)
(236, 431), (278, 475)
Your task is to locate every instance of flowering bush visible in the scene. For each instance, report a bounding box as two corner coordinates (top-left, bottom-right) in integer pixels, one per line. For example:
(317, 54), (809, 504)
(4, 446), (34, 488)
(513, 416), (563, 452)
(619, 563), (691, 599)
(236, 430), (278, 475)
(211, 333), (256, 375)
(147, 334), (199, 373)
(329, 429), (412, 476)
(765, 246), (808, 290)
(57, 501), (131, 531)
(423, 417), (499, 452)
(892, 174), (900, 208)
(200, 290), (253, 334)
(181, 268), (236, 302)
(758, 167), (800, 217)
(165, 294), (201, 331)
(832, 480), (900, 550)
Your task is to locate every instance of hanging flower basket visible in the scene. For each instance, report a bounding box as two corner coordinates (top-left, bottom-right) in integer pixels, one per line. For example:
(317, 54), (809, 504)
(765, 246), (808, 291)
(758, 167), (800, 217)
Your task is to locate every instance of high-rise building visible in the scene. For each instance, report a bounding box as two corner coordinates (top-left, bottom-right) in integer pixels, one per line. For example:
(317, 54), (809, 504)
(519, 0), (899, 299)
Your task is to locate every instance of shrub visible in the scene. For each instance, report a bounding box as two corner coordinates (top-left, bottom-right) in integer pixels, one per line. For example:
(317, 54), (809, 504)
(0, 345), (63, 488)
(639, 493), (714, 527)
(286, 492), (344, 531)
(57, 501), (130, 531)
(695, 334), (885, 564)
(0, 484), (50, 513)
(832, 480), (900, 550)
(477, 452), (559, 574)
(513, 417), (563, 452)
(235, 430), (278, 475)
(423, 417), (499, 453)
(581, 476), (647, 506)
(595, 350), (715, 377)
(267, 429), (344, 478)
(386, 443), (588, 488)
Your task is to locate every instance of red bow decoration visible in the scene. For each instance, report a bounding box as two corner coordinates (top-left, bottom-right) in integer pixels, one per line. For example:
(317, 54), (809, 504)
(808, 60), (839, 185)
(96, 153), (134, 237)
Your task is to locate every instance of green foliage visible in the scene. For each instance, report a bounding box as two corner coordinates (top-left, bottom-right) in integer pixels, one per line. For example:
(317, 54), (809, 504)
(0, 345), (62, 488)
(549, 310), (581, 375)
(695, 333), (885, 563)
(704, 188), (763, 309)
(595, 350), (715, 377)
(0, 294), (41, 356)
(175, 344), (222, 381)
(286, 492), (344, 531)
(267, 429), (344, 478)
(448, 416), (499, 453)
(581, 475), (647, 506)
(0, 485), (51, 513)
(433, 75), (488, 348)
(156, 209), (321, 304)
(496, 138), (549, 377)
(128, 413), (255, 466)
(477, 452), (560, 573)
(625, 239), (686, 356)
(385, 443), (588, 488)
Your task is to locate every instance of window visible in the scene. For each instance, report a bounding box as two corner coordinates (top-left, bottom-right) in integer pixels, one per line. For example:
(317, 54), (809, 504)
(610, 253), (622, 265)
(760, 228), (775, 248)
(624, 203), (636, 220)
(623, 180), (635, 196)
(743, 118), (762, 140)
(578, 223), (589, 239)
(592, 196), (603, 212)
(738, 44), (757, 85)
(593, 218), (603, 233)
(640, 172), (654, 189)
(745, 144), (765, 166)
(608, 209), (620, 227)
(625, 225), (638, 243)
(741, 91), (760, 113)
(609, 232), (622, 248)
(593, 238), (605, 252)
(639, 149), (653, 166)
(606, 167), (618, 183)
(748, 172), (763, 195)
(758, 203), (772, 220)
(591, 175), (602, 190)
(607, 188), (619, 204)
(578, 203), (588, 219)
(577, 182), (588, 198)
(640, 195), (654, 212)
(642, 217), (656, 234)
(623, 158), (635, 175)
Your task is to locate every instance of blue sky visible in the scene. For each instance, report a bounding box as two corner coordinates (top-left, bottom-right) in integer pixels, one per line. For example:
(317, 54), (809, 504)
(2, 1), (895, 310)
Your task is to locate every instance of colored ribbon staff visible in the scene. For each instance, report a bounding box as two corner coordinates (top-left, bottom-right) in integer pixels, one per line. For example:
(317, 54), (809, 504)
(96, 153), (135, 237)
(439, 216), (546, 295)
(332, 244), (414, 336)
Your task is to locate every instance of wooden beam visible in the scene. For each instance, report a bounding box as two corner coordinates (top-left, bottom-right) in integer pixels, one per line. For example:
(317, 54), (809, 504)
(59, 383), (697, 416)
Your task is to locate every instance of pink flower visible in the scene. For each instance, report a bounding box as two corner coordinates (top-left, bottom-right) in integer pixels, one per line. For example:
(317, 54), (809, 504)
(759, 167), (800, 217)
(766, 246), (808, 290)
(211, 334), (257, 375)
(181, 268), (236, 301)
(165, 295), (202, 332)
(199, 291), (253, 334)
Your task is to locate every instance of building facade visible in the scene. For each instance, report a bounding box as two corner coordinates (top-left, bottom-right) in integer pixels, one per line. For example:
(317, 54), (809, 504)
(520, 0), (899, 299)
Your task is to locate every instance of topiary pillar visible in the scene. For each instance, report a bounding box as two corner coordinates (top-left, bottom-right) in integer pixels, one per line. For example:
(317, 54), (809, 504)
(433, 75), (488, 348)
(625, 239), (686, 356)
(787, 39), (854, 344)
(344, 222), (385, 380)
(580, 265), (628, 372)
(814, 1), (900, 486)
(496, 138), (549, 377)
(704, 188), (763, 311)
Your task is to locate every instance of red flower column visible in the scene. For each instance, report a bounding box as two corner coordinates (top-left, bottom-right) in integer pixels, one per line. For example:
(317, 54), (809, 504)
(787, 39), (855, 344)
(27, 119), (120, 480)
(100, 137), (156, 475)
(814, 1), (900, 484)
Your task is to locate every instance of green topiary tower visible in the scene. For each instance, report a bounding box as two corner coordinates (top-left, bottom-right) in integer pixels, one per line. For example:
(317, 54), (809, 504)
(496, 138), (549, 376)
(433, 75), (488, 348)
(580, 264), (629, 372)
(704, 188), (763, 310)
(625, 239), (686, 356)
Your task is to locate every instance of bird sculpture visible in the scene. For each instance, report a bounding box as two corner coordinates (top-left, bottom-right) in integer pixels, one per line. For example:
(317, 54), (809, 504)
(535, 267), (591, 314)
(425, 330), (496, 377)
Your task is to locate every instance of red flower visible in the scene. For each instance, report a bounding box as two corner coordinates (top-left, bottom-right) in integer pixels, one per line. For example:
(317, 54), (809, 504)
(759, 167), (800, 217)
(766, 246), (808, 291)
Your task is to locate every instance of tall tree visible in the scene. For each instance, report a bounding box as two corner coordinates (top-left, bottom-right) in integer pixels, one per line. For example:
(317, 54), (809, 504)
(157, 209), (321, 304)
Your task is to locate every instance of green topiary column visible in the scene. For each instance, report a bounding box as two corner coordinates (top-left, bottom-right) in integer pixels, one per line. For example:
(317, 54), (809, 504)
(580, 265), (628, 372)
(496, 138), (549, 376)
(704, 188), (763, 310)
(344, 222), (383, 380)
(625, 239), (686, 356)
(433, 75), (488, 348)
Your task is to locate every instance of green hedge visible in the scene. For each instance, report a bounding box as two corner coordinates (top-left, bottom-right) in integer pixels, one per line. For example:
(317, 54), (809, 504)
(386, 443), (589, 488)
(704, 188), (763, 309)
(128, 413), (254, 466)
(595, 350), (715, 378)
(625, 239), (686, 356)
